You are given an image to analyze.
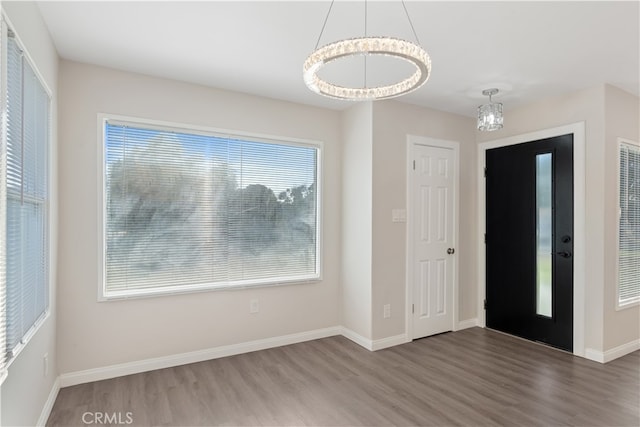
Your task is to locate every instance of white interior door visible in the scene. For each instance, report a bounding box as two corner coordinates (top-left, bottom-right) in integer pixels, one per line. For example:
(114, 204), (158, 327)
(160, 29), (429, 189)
(412, 143), (455, 339)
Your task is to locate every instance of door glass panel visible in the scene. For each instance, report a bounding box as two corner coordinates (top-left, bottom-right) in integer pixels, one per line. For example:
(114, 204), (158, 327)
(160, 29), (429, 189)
(536, 153), (553, 317)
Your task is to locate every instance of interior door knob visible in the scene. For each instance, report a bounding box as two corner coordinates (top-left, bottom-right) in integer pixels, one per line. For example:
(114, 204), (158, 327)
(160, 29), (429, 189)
(447, 248), (455, 255)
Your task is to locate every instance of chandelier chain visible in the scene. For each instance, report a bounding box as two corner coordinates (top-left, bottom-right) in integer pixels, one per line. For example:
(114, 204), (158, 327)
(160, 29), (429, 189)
(364, 0), (368, 37)
(313, 0), (336, 51)
(364, 0), (368, 87)
(315, 1), (420, 50)
(401, 0), (421, 45)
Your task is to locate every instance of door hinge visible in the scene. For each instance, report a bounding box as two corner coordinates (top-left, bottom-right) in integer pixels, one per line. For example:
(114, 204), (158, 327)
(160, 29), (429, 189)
(413, 160), (416, 170)
(484, 167), (487, 178)
(484, 233), (487, 244)
(412, 304), (415, 314)
(484, 299), (487, 310)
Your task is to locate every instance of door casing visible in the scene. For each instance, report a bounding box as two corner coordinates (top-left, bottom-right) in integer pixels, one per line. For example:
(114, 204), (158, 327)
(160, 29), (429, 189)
(477, 122), (586, 357)
(406, 135), (460, 340)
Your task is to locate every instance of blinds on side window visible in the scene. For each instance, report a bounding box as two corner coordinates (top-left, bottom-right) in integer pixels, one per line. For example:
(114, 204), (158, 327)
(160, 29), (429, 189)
(3, 29), (50, 360)
(619, 142), (640, 305)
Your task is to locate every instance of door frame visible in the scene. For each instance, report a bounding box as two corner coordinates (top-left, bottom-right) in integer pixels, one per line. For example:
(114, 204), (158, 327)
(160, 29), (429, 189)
(477, 122), (586, 357)
(406, 135), (460, 340)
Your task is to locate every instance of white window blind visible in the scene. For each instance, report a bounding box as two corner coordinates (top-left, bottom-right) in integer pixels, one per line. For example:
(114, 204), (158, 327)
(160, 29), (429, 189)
(3, 27), (50, 362)
(103, 120), (320, 298)
(0, 20), (6, 383)
(619, 141), (640, 306)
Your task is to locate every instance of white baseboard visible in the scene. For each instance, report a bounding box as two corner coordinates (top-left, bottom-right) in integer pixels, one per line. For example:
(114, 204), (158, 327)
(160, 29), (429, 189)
(37, 377), (60, 426)
(58, 325), (421, 388)
(456, 318), (478, 330)
(340, 328), (408, 351)
(340, 327), (373, 350)
(585, 339), (640, 364)
(584, 348), (605, 363)
(372, 333), (409, 351)
(59, 326), (341, 387)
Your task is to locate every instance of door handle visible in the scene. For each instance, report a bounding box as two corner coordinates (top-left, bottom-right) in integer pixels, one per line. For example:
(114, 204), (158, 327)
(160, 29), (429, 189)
(555, 251), (572, 258)
(447, 248), (455, 255)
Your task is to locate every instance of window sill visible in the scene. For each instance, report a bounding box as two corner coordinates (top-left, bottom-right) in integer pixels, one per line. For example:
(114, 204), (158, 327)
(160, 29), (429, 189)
(6, 309), (50, 369)
(616, 299), (640, 311)
(99, 275), (322, 302)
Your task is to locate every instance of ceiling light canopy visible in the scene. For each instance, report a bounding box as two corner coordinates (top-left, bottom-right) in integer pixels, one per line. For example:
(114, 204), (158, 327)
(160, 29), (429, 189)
(477, 88), (503, 131)
(304, 1), (430, 101)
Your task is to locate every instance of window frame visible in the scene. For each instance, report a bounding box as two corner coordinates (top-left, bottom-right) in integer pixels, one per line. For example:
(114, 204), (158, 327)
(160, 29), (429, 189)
(616, 137), (640, 310)
(97, 113), (323, 301)
(0, 15), (53, 371)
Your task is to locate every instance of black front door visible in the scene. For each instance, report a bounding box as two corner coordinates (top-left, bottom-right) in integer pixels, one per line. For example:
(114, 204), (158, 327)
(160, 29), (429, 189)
(486, 134), (573, 351)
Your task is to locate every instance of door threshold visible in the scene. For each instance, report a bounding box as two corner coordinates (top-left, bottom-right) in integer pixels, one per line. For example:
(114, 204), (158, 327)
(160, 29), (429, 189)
(486, 327), (573, 355)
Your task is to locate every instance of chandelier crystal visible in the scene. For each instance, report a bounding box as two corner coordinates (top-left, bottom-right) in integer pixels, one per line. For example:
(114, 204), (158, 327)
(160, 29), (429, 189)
(304, 1), (430, 101)
(303, 37), (430, 100)
(477, 88), (503, 131)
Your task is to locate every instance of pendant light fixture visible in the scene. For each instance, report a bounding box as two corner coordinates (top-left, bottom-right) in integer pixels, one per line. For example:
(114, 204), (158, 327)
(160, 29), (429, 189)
(477, 88), (503, 131)
(303, 0), (431, 101)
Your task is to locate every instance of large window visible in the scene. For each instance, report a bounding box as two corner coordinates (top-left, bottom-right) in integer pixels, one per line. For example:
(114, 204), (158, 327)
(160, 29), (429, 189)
(618, 140), (640, 307)
(0, 22), (50, 375)
(102, 118), (320, 299)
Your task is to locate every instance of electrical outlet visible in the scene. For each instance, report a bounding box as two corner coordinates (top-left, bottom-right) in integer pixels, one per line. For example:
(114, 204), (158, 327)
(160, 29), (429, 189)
(43, 353), (49, 377)
(383, 304), (391, 318)
(250, 299), (259, 314)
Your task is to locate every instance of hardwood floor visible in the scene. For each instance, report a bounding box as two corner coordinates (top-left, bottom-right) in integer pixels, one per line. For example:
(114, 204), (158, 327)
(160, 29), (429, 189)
(47, 328), (639, 426)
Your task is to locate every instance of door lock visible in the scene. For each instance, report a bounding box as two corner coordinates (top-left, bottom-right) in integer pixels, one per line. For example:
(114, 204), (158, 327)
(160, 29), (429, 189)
(555, 251), (572, 258)
(447, 248), (455, 255)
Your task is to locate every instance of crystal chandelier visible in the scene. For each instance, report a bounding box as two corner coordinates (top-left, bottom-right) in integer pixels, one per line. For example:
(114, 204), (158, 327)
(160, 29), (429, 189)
(477, 88), (503, 131)
(303, 1), (431, 101)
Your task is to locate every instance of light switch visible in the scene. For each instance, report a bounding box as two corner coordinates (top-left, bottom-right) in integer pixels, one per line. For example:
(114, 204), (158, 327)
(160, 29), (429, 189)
(392, 209), (407, 223)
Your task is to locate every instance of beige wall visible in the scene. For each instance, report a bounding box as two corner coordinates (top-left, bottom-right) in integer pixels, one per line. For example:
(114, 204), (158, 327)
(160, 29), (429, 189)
(371, 101), (476, 339)
(3, 18), (634, 419)
(475, 85), (640, 354)
(340, 103), (373, 339)
(339, 100), (475, 342)
(603, 85), (640, 351)
(57, 61), (342, 374)
(0, 2), (59, 426)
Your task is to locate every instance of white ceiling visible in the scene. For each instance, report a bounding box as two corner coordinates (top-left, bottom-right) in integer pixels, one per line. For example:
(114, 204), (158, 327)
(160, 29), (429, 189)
(36, 1), (639, 118)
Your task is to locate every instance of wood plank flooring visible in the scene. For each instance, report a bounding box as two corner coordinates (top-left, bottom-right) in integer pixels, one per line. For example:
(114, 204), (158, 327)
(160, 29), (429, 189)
(47, 328), (639, 426)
